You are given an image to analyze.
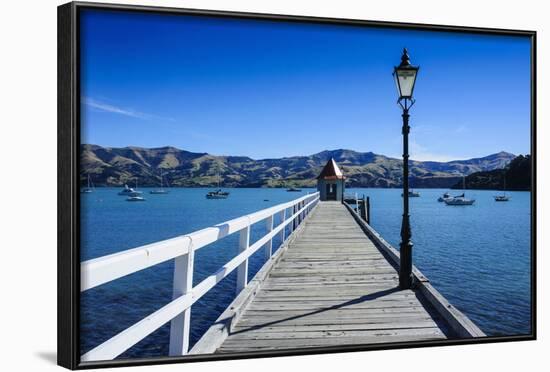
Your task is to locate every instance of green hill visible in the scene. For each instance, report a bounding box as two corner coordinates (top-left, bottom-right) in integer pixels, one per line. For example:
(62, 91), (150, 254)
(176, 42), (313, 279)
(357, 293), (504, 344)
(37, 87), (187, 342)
(451, 155), (531, 191)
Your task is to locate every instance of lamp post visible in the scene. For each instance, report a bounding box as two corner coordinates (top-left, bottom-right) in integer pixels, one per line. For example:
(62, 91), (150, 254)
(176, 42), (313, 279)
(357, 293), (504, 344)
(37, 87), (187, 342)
(393, 48), (419, 290)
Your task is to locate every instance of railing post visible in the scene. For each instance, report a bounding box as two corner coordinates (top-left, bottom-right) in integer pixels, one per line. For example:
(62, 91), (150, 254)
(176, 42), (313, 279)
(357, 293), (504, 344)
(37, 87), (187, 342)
(292, 204), (297, 231)
(264, 214), (274, 260)
(279, 209), (286, 244)
(169, 243), (194, 356)
(236, 225), (250, 294)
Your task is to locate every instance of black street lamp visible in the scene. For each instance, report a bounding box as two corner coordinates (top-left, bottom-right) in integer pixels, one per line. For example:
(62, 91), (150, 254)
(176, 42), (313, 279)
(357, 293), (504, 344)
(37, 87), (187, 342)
(393, 48), (419, 290)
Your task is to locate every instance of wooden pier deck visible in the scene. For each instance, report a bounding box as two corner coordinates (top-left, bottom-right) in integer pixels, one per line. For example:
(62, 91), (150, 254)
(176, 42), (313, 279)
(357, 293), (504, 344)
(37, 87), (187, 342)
(192, 201), (484, 354)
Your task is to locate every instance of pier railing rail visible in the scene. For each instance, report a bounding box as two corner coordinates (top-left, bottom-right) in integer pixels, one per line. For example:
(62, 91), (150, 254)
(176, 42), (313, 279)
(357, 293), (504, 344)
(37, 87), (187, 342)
(80, 192), (320, 362)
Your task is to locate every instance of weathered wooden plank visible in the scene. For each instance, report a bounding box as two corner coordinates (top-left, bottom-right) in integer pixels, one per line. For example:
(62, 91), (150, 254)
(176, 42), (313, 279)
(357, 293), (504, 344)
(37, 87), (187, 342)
(218, 330), (446, 352)
(247, 301), (423, 311)
(236, 315), (439, 328)
(226, 327), (446, 341)
(232, 321), (442, 333)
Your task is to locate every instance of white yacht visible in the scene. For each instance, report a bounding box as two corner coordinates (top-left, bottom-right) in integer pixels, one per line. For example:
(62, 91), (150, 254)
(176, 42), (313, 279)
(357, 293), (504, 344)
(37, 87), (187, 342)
(118, 180), (143, 196)
(444, 194), (475, 206)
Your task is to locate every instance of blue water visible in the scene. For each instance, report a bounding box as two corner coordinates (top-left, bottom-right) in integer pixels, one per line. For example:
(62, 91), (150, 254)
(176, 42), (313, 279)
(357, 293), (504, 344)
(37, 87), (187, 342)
(80, 187), (531, 359)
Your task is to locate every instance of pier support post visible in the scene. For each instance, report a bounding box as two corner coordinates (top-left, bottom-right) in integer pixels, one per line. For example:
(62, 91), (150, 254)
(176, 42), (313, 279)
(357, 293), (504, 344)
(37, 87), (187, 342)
(169, 243), (194, 355)
(399, 107), (414, 290)
(236, 226), (250, 294)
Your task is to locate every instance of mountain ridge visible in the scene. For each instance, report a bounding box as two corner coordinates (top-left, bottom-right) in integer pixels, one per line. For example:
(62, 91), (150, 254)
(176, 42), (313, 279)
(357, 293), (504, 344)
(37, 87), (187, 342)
(80, 144), (517, 188)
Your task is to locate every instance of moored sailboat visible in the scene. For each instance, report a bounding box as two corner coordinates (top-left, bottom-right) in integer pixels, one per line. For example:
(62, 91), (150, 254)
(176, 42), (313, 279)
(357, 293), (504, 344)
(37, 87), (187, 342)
(150, 171), (169, 194)
(494, 175), (510, 202)
(81, 174), (94, 193)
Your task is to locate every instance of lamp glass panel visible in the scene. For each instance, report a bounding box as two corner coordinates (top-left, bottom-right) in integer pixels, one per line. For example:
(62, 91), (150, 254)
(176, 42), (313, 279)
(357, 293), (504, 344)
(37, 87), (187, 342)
(396, 68), (417, 98)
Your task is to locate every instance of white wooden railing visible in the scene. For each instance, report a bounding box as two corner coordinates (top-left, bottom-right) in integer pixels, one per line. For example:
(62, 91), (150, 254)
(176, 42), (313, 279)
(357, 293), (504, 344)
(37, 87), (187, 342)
(80, 192), (320, 362)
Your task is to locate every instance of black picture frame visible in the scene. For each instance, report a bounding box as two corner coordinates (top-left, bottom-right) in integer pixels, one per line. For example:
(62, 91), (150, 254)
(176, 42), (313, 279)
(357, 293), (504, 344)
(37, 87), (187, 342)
(58, 1), (537, 369)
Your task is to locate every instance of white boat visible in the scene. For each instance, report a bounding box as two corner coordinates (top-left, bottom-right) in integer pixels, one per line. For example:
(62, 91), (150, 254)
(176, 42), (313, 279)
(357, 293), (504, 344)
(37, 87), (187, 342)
(150, 171), (169, 194)
(126, 196), (146, 202)
(118, 180), (143, 196)
(81, 174), (94, 193)
(494, 176), (510, 202)
(445, 177), (475, 206)
(444, 195), (475, 205)
(401, 190), (420, 197)
(118, 184), (136, 195)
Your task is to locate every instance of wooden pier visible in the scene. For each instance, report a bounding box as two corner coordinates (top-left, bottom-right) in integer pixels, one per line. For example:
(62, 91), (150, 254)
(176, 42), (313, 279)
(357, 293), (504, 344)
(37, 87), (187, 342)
(80, 192), (484, 362)
(192, 201), (484, 354)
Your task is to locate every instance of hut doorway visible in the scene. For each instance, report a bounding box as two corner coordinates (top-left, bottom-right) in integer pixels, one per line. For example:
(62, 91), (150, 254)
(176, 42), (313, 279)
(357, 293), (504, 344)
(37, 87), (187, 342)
(326, 183), (337, 200)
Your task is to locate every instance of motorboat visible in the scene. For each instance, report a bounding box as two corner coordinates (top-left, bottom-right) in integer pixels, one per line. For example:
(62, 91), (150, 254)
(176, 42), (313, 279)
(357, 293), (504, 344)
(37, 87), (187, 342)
(445, 177), (475, 205)
(444, 195), (475, 206)
(206, 189), (229, 199)
(118, 184), (140, 196)
(401, 190), (420, 197)
(206, 172), (229, 199)
(118, 180), (143, 196)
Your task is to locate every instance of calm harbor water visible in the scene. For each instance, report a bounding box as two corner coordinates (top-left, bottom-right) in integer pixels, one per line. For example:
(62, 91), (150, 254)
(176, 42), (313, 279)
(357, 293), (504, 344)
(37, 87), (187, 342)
(80, 187), (531, 359)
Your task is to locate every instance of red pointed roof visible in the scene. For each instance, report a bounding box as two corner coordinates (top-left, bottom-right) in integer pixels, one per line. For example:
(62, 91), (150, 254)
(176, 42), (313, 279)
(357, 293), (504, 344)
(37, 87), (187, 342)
(316, 158), (345, 180)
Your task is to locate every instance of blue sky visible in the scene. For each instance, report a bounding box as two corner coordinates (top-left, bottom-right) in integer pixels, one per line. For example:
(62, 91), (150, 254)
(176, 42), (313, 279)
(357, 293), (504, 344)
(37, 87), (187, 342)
(80, 9), (532, 162)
